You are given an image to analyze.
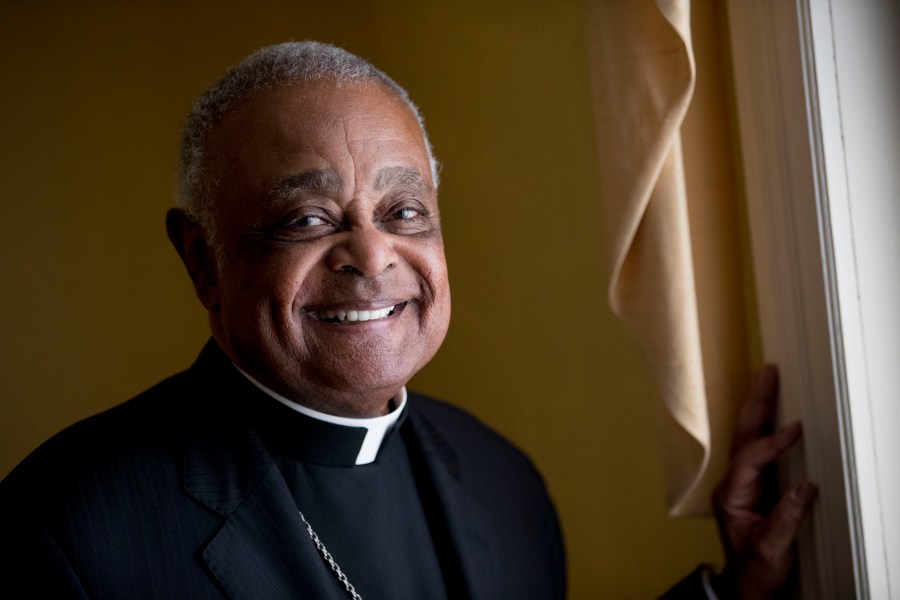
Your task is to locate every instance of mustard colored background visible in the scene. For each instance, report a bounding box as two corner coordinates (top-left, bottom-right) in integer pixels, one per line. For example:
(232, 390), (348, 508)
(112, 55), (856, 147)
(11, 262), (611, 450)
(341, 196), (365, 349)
(0, 1), (739, 596)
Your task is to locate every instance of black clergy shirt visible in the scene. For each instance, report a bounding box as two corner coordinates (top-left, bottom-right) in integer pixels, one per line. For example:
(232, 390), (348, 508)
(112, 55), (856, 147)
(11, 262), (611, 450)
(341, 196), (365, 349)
(249, 394), (450, 599)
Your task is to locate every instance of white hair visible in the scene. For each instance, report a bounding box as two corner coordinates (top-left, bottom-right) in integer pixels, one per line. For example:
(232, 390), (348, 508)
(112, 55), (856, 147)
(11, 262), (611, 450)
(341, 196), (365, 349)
(176, 41), (440, 235)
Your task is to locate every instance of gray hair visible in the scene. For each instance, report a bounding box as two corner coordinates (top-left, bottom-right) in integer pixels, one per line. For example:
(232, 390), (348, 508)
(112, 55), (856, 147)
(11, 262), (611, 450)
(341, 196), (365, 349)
(176, 41), (440, 235)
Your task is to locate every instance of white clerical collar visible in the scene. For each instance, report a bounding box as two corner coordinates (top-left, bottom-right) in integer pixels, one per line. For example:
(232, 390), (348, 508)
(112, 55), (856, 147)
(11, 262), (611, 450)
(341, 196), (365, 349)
(233, 365), (407, 466)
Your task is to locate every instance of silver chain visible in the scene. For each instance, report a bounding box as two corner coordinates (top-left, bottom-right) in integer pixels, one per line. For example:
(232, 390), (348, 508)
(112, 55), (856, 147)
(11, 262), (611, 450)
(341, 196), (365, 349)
(298, 510), (363, 600)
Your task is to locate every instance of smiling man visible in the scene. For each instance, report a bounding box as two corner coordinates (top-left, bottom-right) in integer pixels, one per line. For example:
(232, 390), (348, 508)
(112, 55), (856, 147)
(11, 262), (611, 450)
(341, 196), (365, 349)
(171, 69), (451, 419)
(0, 42), (814, 599)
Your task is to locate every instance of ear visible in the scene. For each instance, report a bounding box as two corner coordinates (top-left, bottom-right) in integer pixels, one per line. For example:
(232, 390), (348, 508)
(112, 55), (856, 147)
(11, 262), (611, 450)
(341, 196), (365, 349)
(165, 208), (221, 312)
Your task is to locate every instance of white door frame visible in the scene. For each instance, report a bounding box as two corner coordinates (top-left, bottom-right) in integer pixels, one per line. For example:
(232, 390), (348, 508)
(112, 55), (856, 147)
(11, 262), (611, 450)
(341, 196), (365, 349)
(727, 0), (900, 598)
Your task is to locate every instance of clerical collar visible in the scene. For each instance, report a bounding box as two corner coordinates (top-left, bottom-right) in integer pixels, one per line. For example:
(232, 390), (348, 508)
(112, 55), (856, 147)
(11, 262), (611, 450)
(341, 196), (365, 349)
(234, 365), (407, 466)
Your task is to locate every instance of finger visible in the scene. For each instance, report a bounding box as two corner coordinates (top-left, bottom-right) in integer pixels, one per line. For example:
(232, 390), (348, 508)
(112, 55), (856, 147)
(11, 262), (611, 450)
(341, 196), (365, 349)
(717, 422), (803, 510)
(734, 422), (801, 484)
(758, 481), (818, 561)
(731, 365), (779, 457)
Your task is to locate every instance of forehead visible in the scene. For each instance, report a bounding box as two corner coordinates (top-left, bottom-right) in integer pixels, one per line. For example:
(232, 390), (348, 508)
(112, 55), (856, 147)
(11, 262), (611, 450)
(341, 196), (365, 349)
(203, 79), (430, 183)
(200, 79), (436, 215)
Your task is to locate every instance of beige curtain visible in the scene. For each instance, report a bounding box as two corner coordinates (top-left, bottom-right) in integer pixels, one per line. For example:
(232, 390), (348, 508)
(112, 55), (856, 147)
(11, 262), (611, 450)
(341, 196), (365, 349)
(585, 0), (747, 516)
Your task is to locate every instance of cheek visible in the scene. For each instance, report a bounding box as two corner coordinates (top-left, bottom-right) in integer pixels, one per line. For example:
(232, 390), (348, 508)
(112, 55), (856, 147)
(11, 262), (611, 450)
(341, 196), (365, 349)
(409, 241), (449, 299)
(418, 245), (452, 326)
(226, 249), (324, 318)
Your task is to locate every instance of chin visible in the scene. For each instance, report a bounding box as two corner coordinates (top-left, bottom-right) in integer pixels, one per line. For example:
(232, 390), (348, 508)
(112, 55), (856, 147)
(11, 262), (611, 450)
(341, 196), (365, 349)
(323, 361), (416, 395)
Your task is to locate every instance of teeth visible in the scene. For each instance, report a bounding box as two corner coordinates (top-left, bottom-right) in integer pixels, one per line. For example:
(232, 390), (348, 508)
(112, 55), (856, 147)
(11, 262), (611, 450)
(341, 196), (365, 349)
(311, 305), (396, 324)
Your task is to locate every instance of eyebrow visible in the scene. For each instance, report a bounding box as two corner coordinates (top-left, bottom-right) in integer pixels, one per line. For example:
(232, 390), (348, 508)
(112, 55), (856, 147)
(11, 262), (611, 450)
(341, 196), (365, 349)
(272, 165), (429, 199)
(273, 168), (343, 198)
(373, 166), (430, 193)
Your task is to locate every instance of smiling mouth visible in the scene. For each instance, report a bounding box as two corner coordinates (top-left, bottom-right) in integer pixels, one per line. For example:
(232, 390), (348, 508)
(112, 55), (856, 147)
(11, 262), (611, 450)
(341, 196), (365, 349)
(308, 302), (406, 324)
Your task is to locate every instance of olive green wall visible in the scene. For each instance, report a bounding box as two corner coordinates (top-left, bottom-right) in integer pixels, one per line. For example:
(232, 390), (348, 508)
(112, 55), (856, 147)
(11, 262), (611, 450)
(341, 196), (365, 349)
(0, 1), (725, 596)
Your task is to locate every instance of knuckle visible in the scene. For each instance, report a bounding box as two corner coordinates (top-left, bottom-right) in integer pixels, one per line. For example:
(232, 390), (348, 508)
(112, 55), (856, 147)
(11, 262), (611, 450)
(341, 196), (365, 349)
(750, 539), (783, 568)
(711, 479), (733, 513)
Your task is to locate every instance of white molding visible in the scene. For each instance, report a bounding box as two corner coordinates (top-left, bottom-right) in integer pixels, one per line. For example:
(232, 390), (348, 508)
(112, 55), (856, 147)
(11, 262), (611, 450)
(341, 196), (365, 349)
(726, 0), (861, 597)
(729, 0), (900, 596)
(794, 0), (879, 596)
(803, 0), (900, 596)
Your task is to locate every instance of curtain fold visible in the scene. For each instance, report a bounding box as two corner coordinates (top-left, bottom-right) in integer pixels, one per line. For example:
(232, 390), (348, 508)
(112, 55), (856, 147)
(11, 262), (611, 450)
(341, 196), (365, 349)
(585, 0), (711, 515)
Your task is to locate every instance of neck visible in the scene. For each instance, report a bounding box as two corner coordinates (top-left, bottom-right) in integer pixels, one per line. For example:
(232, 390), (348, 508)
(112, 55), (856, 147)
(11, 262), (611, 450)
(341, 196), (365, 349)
(234, 364), (401, 418)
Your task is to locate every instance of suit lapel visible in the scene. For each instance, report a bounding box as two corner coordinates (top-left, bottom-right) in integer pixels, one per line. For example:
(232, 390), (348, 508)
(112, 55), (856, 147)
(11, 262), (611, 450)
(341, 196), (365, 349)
(183, 419), (345, 600)
(405, 405), (503, 600)
(180, 343), (342, 600)
(202, 465), (341, 599)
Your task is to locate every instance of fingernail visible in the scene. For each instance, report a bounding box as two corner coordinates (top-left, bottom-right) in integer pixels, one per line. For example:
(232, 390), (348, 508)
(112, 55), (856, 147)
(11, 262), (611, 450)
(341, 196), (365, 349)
(776, 421), (803, 443)
(792, 482), (818, 504)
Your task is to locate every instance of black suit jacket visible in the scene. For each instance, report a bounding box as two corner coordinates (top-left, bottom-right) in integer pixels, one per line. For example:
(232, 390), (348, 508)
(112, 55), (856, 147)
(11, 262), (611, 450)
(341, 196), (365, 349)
(1, 342), (566, 599)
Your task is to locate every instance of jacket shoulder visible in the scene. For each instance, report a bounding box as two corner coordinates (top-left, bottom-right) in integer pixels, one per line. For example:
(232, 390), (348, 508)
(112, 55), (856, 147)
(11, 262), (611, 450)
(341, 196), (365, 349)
(406, 391), (554, 508)
(407, 392), (528, 452)
(1, 369), (195, 496)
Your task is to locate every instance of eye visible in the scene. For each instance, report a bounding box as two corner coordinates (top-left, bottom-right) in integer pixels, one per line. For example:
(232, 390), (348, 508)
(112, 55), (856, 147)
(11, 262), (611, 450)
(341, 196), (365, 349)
(382, 201), (434, 236)
(393, 206), (421, 220)
(263, 209), (335, 244)
(292, 214), (328, 227)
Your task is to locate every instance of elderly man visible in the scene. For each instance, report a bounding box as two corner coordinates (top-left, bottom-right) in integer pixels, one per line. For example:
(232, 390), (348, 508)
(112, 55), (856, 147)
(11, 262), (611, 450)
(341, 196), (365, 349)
(0, 42), (814, 599)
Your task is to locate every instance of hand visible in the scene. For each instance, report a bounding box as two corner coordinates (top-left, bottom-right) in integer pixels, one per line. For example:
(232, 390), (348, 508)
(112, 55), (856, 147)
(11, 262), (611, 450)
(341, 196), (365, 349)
(711, 366), (818, 599)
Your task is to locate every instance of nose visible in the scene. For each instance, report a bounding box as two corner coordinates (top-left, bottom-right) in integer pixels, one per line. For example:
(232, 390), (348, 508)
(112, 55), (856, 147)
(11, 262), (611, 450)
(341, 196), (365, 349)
(325, 225), (397, 277)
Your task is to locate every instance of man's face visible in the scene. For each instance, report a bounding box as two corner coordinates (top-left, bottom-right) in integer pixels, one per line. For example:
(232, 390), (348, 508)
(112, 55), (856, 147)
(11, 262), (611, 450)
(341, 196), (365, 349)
(201, 80), (451, 417)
